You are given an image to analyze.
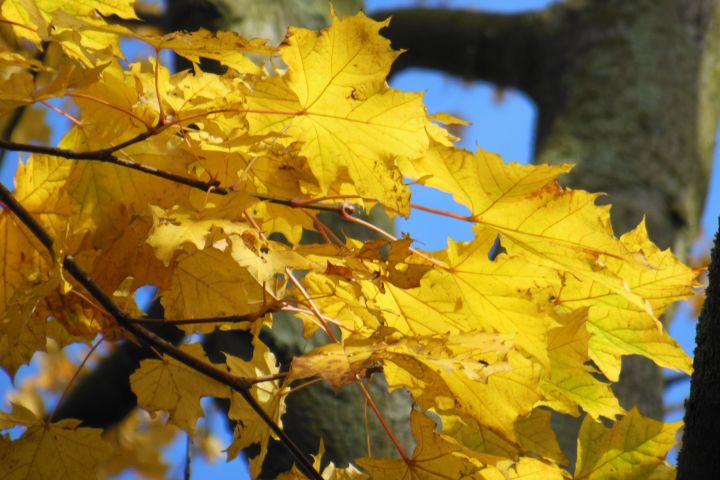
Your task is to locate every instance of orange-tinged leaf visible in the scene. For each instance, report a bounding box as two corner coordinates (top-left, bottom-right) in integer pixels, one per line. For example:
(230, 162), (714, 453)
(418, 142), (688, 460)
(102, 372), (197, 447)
(0, 404), (111, 480)
(400, 142), (572, 217)
(515, 409), (568, 467)
(0, 279), (58, 377)
(575, 408), (679, 480)
(130, 343), (230, 433)
(0, 210), (51, 328)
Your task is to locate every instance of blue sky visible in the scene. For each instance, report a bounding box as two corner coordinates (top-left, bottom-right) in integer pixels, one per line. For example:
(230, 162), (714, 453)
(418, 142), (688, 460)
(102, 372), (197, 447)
(1, 0), (717, 478)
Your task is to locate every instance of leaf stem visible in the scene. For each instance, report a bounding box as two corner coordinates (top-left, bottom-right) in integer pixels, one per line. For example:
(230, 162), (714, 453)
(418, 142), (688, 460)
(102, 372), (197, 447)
(285, 268), (339, 343)
(340, 206), (449, 269)
(411, 202), (474, 222)
(41, 100), (83, 127)
(355, 376), (411, 464)
(67, 92), (153, 128)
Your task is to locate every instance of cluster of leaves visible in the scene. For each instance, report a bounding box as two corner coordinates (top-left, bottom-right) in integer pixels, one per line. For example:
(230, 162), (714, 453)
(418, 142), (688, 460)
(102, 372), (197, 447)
(0, 1), (699, 478)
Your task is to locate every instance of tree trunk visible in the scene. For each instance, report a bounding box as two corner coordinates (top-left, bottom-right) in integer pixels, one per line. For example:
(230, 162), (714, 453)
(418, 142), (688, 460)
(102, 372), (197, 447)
(379, 0), (720, 468)
(677, 218), (720, 479)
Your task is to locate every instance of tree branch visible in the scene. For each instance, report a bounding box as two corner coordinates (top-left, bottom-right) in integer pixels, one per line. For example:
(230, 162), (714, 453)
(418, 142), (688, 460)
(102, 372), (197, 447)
(0, 139), (360, 215)
(131, 299), (286, 326)
(374, 7), (550, 93)
(677, 217), (720, 478)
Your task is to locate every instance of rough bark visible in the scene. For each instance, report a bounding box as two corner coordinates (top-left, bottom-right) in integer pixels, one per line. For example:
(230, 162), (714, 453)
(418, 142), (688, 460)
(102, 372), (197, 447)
(379, 0), (720, 468)
(677, 218), (720, 479)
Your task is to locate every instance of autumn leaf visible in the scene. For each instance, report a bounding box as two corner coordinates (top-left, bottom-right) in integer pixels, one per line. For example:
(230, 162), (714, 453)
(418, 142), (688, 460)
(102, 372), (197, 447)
(540, 309), (623, 421)
(130, 343), (230, 432)
(0, 403), (112, 480)
(574, 408), (679, 480)
(245, 11), (437, 215)
(358, 411), (548, 480)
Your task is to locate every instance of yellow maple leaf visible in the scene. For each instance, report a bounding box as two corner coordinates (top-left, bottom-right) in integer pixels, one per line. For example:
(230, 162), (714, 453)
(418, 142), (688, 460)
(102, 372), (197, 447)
(142, 29), (274, 74)
(0, 279), (58, 377)
(442, 408), (568, 468)
(0, 210), (54, 375)
(130, 343), (230, 433)
(160, 247), (269, 333)
(540, 310), (623, 421)
(437, 230), (560, 364)
(556, 220), (696, 381)
(391, 350), (541, 444)
(0, 403), (112, 480)
(14, 155), (79, 249)
(400, 142), (572, 217)
(574, 408), (679, 480)
(358, 411), (510, 480)
(245, 11), (436, 215)
(101, 409), (177, 479)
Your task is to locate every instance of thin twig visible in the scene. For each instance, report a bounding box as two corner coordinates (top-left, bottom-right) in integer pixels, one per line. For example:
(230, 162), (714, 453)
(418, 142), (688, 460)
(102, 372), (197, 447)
(0, 140), (363, 215)
(285, 268), (339, 342)
(131, 300), (284, 326)
(355, 376), (411, 463)
(0, 183), (54, 254)
(340, 205), (449, 269)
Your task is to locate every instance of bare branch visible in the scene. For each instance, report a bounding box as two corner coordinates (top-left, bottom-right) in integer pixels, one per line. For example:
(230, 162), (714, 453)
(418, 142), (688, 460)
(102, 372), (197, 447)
(373, 7), (550, 93)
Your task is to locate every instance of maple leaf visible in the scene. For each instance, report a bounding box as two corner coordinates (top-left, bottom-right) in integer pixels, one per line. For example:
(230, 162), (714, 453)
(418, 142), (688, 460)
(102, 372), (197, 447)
(245, 11), (436, 215)
(130, 343), (231, 433)
(0, 403), (112, 480)
(560, 220), (696, 381)
(442, 409), (568, 468)
(574, 408), (679, 480)
(436, 229), (560, 364)
(141, 29), (275, 74)
(540, 309), (623, 421)
(358, 411), (543, 480)
(0, 279), (58, 377)
(101, 410), (178, 479)
(14, 155), (79, 249)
